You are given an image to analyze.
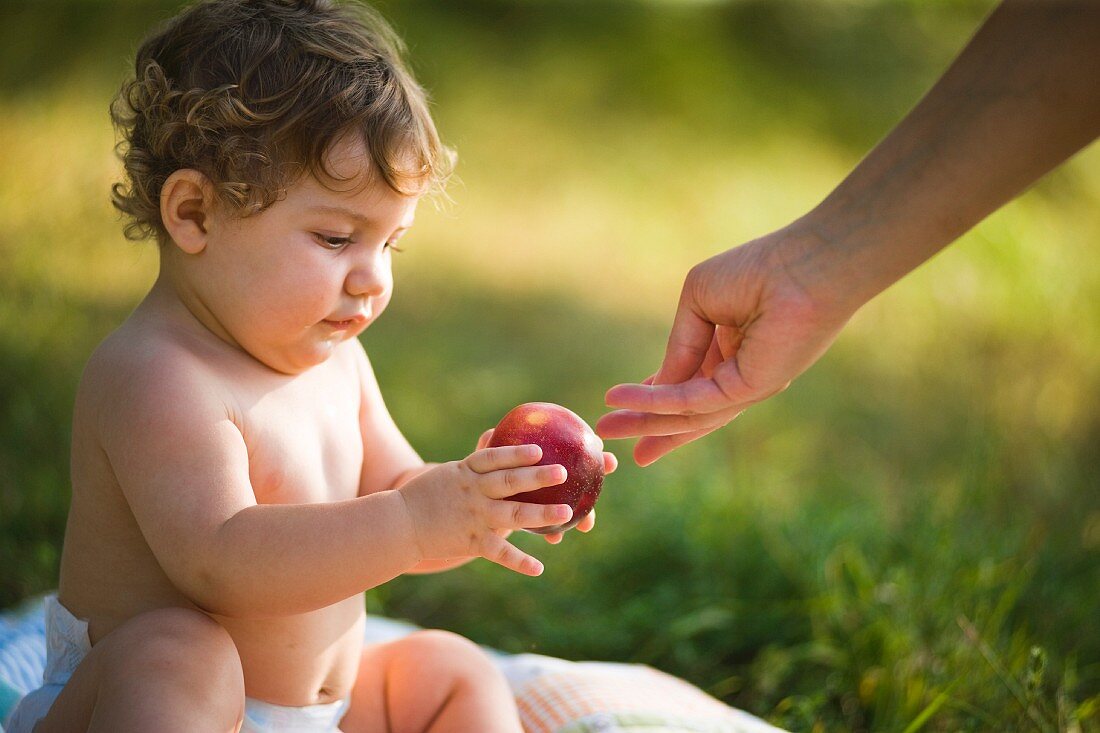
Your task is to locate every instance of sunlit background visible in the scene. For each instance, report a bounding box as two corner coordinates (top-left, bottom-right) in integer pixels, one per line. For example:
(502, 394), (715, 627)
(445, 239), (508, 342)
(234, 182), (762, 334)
(1, 1), (1097, 729)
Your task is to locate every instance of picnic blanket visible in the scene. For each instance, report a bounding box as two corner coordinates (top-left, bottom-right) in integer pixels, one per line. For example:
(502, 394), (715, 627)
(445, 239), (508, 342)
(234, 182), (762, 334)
(0, 594), (784, 733)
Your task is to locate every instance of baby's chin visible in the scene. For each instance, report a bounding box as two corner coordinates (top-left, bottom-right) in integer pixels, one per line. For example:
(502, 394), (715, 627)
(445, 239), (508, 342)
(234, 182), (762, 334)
(234, 315), (378, 374)
(245, 338), (348, 376)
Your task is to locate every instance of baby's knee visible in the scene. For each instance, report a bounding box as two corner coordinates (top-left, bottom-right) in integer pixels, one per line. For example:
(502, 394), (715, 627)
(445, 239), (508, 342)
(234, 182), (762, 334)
(102, 607), (243, 692)
(400, 629), (501, 683)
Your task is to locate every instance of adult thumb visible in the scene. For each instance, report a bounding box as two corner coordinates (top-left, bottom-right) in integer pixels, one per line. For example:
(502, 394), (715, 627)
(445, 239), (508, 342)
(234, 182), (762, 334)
(653, 297), (714, 386)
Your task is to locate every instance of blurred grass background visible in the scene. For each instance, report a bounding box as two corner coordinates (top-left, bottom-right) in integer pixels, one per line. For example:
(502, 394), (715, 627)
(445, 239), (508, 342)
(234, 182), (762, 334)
(1, 0), (1097, 730)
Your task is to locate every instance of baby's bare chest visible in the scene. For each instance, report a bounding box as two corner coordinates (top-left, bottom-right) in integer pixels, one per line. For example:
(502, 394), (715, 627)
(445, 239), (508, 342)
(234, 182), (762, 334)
(235, 372), (364, 505)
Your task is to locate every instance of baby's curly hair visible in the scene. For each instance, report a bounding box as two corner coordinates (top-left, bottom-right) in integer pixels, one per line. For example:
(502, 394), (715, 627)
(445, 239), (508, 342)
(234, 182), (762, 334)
(110, 0), (454, 243)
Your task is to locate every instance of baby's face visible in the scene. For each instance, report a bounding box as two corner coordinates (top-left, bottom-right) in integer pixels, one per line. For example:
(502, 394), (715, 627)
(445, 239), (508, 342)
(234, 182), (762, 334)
(189, 136), (417, 374)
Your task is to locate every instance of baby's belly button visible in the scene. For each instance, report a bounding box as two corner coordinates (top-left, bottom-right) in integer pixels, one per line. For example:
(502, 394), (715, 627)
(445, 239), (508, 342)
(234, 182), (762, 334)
(232, 611), (364, 704)
(315, 683), (345, 704)
(245, 669), (354, 706)
(239, 648), (357, 705)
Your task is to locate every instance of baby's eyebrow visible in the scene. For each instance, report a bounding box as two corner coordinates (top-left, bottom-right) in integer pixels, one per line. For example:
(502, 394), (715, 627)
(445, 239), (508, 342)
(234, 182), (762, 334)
(306, 204), (373, 225)
(306, 204), (415, 232)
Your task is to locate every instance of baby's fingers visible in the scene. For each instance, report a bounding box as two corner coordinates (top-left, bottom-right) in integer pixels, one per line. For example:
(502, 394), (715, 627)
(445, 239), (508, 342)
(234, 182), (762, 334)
(479, 533), (544, 577)
(466, 444), (542, 473)
(490, 500), (572, 531)
(577, 509), (596, 532)
(543, 510), (596, 544)
(482, 464), (567, 500)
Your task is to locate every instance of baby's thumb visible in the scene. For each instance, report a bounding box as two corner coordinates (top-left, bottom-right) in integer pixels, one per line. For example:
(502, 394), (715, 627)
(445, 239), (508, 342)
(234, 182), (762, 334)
(476, 428), (494, 450)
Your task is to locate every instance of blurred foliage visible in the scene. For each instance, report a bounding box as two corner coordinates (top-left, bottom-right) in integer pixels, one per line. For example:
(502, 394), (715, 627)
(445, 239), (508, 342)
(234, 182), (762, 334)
(1, 1), (1097, 730)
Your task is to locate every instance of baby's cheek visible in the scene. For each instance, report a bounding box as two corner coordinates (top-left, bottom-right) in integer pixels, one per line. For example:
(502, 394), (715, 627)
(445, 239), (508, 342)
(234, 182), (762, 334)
(289, 279), (337, 322)
(372, 290), (393, 320)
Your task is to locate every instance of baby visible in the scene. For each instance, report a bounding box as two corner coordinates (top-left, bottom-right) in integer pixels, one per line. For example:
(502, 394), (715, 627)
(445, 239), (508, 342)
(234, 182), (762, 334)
(6, 1), (612, 731)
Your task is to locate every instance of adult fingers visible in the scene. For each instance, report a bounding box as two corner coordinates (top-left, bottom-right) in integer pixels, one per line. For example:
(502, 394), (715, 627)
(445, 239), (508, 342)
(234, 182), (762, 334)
(465, 444), (542, 474)
(597, 403), (741, 439)
(603, 451), (618, 474)
(699, 332), (727, 379)
(633, 425), (724, 467)
(603, 357), (755, 417)
(652, 283), (716, 386)
(478, 533), (544, 577)
(603, 377), (729, 416)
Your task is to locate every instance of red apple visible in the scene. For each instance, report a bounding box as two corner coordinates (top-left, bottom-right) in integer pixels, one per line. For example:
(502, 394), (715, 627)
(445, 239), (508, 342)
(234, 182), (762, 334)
(488, 402), (605, 534)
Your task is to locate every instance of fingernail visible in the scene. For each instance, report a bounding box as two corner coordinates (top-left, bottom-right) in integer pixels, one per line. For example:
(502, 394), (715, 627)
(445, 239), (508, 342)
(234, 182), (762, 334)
(557, 505), (573, 519)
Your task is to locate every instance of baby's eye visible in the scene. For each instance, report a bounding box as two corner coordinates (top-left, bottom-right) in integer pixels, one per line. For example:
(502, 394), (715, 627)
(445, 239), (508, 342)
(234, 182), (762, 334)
(314, 233), (352, 250)
(386, 241), (405, 253)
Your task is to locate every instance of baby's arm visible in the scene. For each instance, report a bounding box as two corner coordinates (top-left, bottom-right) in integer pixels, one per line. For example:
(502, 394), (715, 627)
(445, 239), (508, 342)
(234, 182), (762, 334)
(352, 343), (504, 574)
(352, 342), (425, 497)
(99, 349), (566, 619)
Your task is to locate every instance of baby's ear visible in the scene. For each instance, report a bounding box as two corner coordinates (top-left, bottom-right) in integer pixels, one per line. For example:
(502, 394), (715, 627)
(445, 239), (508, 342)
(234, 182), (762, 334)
(160, 169), (213, 255)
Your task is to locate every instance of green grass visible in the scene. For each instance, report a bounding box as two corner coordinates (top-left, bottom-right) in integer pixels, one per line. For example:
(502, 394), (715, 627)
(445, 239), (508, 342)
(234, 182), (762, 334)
(1, 1), (1098, 730)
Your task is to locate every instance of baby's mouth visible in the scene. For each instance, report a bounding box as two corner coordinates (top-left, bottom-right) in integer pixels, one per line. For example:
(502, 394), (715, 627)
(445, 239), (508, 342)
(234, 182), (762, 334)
(322, 312), (370, 330)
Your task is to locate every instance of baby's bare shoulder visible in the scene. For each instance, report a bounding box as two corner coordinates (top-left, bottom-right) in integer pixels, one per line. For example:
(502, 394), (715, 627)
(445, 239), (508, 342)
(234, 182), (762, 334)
(77, 318), (232, 438)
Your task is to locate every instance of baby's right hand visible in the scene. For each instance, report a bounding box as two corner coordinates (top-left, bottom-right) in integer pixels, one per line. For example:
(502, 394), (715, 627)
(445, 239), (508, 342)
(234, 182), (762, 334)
(397, 445), (570, 576)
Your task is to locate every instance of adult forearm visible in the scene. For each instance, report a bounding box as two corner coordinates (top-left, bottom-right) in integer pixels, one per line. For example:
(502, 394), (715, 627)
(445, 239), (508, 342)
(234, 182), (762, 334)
(195, 490), (421, 617)
(790, 0), (1100, 315)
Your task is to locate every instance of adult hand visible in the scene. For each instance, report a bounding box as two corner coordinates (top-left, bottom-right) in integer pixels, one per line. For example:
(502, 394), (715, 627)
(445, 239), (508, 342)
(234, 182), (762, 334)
(599, 0), (1100, 467)
(597, 226), (852, 467)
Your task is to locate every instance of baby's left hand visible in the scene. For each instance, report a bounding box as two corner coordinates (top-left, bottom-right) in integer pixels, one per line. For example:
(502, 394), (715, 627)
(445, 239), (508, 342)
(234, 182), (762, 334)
(476, 429), (617, 545)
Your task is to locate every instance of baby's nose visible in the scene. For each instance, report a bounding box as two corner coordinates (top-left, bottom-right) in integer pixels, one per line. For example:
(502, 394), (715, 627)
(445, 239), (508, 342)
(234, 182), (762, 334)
(345, 262), (389, 298)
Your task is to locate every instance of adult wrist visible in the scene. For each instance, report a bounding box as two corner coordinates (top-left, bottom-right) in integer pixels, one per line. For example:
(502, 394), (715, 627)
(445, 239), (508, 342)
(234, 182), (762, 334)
(772, 214), (871, 325)
(784, 182), (948, 322)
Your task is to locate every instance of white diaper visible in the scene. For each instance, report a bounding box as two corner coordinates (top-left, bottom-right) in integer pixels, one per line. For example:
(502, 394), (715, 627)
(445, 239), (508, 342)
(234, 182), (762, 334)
(242, 696), (349, 733)
(5, 596), (349, 733)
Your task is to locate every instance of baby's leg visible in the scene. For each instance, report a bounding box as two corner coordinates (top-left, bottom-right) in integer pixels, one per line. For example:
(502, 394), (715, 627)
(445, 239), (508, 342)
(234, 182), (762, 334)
(34, 607), (244, 733)
(340, 629), (522, 733)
